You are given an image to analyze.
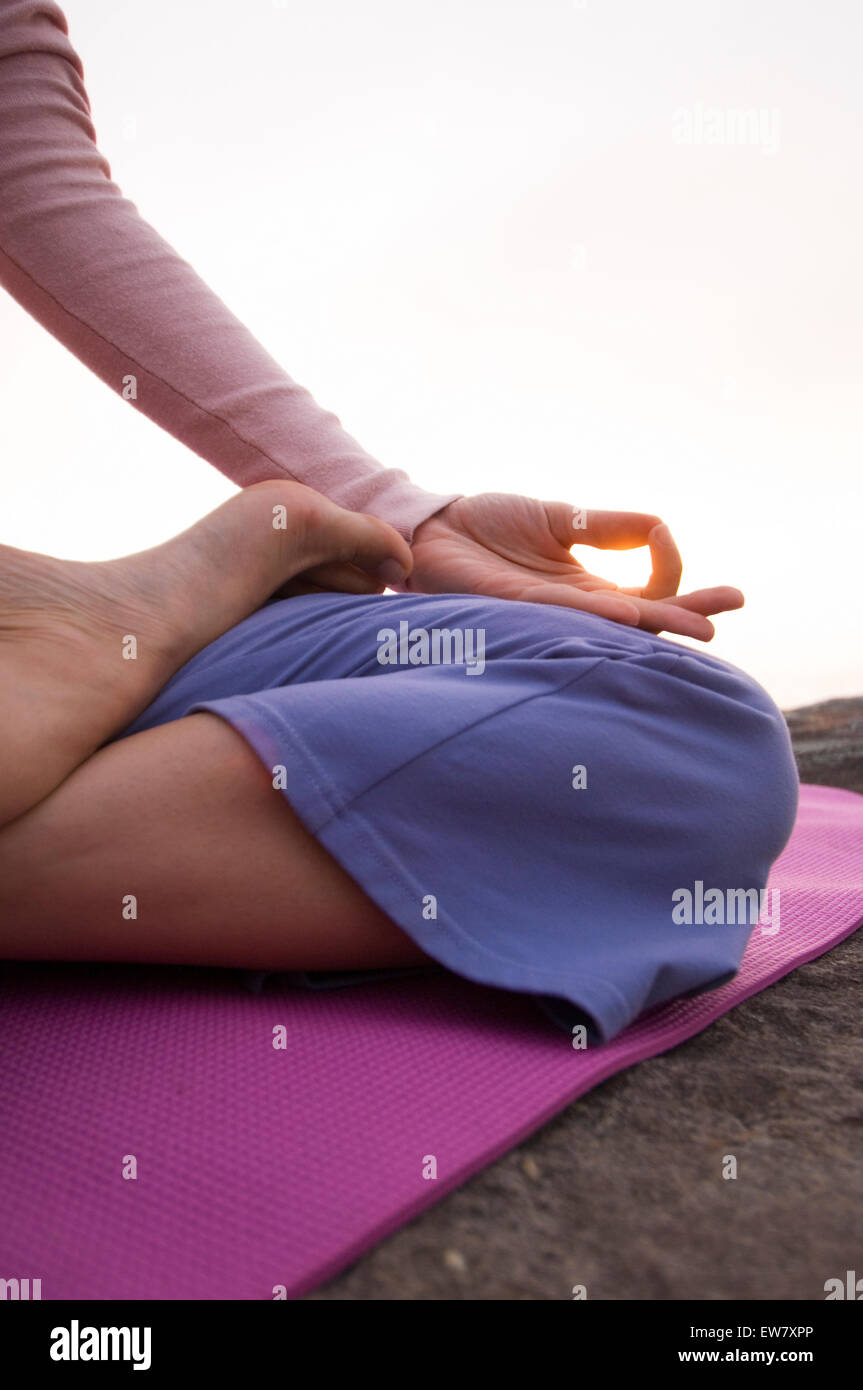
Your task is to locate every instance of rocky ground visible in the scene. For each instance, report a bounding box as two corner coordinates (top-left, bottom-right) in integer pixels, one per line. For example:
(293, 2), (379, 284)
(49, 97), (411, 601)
(311, 697), (863, 1300)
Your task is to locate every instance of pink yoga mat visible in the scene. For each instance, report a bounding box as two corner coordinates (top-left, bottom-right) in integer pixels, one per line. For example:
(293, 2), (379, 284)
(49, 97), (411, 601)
(1, 783), (861, 1300)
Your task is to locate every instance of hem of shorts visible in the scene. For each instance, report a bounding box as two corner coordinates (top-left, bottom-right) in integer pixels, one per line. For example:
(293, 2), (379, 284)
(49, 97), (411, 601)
(192, 696), (634, 1042)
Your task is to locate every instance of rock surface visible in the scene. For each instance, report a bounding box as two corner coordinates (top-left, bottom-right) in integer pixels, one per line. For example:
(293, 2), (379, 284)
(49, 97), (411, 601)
(311, 697), (863, 1300)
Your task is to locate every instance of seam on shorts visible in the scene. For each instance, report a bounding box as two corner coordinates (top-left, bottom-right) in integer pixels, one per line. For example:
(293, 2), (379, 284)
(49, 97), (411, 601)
(195, 661), (636, 1036)
(318, 785), (635, 1037)
(256, 654), (610, 827)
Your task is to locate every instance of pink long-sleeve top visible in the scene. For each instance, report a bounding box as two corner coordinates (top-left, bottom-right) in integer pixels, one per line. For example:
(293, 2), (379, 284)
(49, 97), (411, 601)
(0, 0), (460, 539)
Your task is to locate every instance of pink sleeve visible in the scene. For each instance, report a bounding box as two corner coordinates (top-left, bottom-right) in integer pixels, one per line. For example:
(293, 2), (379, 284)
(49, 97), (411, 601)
(0, 0), (460, 540)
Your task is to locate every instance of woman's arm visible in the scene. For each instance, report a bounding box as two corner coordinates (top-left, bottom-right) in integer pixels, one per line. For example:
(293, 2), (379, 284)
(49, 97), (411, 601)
(0, 0), (459, 539)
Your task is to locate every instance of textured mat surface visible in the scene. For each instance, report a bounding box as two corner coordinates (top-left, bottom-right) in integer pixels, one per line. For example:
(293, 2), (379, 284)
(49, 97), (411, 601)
(1, 782), (861, 1300)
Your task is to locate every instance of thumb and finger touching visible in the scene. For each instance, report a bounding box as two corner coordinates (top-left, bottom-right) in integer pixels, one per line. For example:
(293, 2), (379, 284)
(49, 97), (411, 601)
(541, 501), (744, 638)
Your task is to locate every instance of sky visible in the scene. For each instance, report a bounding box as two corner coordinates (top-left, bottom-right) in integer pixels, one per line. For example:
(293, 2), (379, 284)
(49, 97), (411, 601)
(1, 0), (860, 708)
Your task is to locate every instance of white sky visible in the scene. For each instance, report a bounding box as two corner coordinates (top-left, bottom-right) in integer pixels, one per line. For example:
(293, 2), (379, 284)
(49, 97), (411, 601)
(1, 0), (860, 708)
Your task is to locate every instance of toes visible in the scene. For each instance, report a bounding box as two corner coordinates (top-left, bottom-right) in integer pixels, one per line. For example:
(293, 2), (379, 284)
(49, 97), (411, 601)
(237, 481), (413, 585)
(334, 512), (413, 587)
(273, 561), (387, 598)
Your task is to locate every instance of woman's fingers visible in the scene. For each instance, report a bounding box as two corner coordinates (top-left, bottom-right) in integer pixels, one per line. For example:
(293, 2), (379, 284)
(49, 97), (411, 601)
(570, 508), (665, 549)
(576, 517), (683, 599)
(639, 523), (683, 599)
(574, 576), (621, 591)
(624, 587), (745, 640)
(664, 586), (745, 615)
(519, 581), (642, 625)
(522, 576), (744, 641)
(544, 501), (662, 551)
(632, 602), (715, 640)
(547, 505), (683, 597)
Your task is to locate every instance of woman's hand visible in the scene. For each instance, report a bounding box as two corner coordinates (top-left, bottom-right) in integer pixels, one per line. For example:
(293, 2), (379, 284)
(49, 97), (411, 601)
(402, 493), (743, 642)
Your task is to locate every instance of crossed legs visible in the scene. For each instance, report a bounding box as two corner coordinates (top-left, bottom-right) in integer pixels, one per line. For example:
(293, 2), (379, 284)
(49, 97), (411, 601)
(0, 482), (427, 970)
(0, 711), (428, 969)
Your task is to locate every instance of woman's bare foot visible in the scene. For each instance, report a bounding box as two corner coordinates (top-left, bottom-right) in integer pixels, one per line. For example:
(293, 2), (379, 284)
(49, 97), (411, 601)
(0, 480), (411, 828)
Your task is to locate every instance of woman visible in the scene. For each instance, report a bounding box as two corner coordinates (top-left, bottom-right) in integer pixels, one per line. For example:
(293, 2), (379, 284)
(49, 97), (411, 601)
(0, 0), (799, 1038)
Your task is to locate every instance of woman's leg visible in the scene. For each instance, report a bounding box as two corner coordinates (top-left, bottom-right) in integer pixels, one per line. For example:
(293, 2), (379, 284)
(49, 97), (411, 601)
(0, 711), (428, 970)
(0, 480), (410, 829)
